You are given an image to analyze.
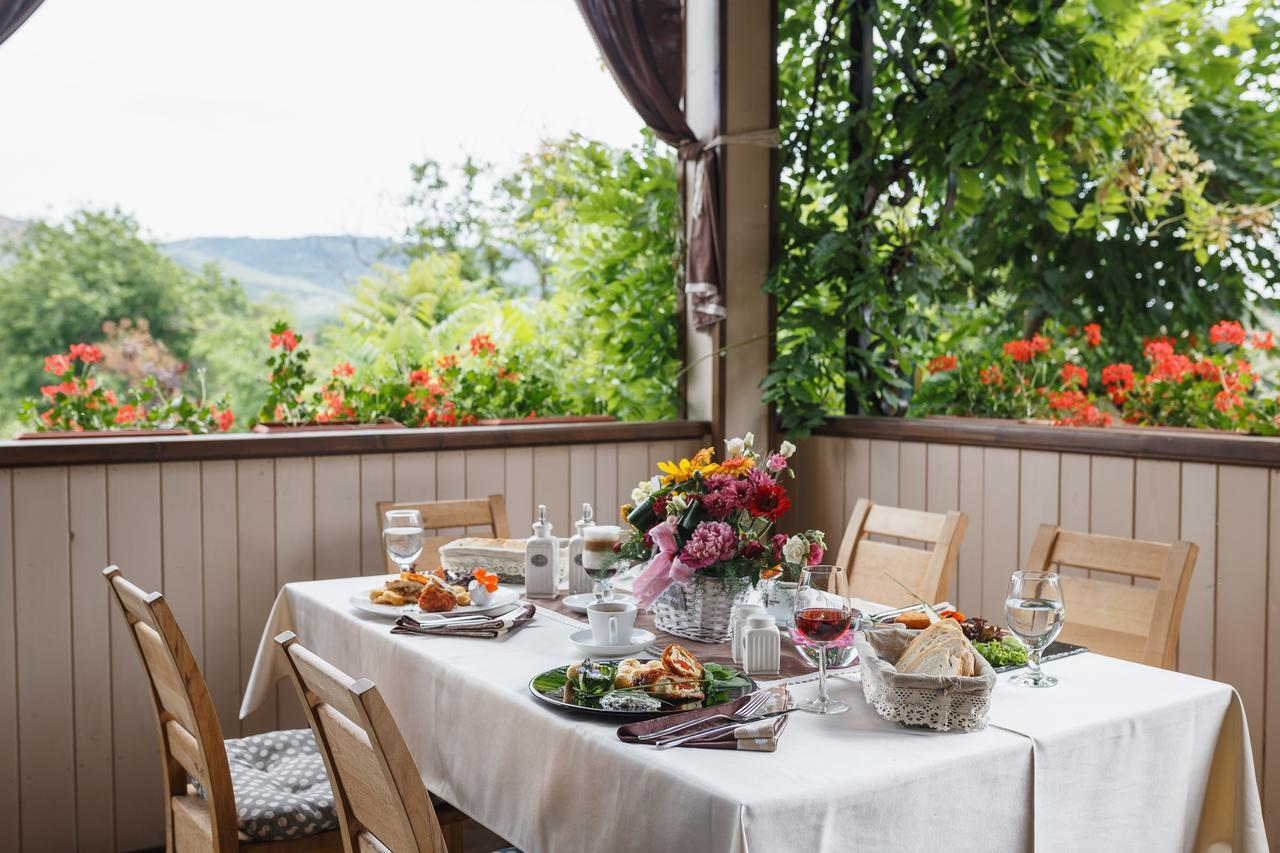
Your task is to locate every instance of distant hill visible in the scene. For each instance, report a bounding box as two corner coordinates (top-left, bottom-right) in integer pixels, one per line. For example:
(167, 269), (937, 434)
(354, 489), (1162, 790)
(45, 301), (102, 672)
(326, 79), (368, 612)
(162, 234), (405, 327)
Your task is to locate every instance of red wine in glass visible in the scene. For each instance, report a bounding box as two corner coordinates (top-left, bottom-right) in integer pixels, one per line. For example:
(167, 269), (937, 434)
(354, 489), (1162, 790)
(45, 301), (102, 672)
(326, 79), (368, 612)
(795, 607), (852, 644)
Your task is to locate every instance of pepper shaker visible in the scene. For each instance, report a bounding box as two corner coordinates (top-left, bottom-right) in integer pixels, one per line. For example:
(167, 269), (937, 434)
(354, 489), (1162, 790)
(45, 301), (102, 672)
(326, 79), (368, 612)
(730, 603), (765, 663)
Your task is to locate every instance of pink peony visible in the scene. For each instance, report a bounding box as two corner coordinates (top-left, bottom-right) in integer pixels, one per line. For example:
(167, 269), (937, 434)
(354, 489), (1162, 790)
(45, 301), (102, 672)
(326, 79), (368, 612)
(807, 541), (825, 565)
(766, 453), (788, 473)
(679, 521), (738, 570)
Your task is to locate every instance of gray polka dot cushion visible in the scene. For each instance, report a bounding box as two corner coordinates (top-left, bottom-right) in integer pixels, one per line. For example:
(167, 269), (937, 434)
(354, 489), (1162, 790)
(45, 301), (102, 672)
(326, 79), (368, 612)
(197, 728), (337, 841)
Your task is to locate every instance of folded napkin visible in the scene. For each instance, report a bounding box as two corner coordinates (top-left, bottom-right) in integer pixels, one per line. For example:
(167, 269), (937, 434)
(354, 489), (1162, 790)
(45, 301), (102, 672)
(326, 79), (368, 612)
(617, 686), (792, 752)
(391, 603), (536, 639)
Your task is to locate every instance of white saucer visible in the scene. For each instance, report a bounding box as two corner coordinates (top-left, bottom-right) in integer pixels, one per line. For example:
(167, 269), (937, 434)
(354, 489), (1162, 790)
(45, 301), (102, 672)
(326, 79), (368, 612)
(569, 628), (656, 658)
(561, 592), (637, 614)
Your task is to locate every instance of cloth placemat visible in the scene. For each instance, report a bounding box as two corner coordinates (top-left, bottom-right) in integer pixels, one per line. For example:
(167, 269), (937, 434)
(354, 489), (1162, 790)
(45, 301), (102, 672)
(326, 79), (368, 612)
(617, 687), (792, 751)
(391, 603), (536, 639)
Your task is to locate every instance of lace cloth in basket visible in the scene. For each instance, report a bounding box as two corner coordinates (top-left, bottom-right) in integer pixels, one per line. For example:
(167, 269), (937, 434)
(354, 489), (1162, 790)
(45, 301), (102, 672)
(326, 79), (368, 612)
(854, 625), (996, 732)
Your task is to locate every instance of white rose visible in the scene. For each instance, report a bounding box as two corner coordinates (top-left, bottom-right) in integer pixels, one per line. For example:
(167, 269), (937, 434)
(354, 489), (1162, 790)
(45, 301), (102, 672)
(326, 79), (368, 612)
(725, 436), (745, 458)
(630, 476), (658, 505)
(779, 440), (796, 458)
(782, 534), (806, 565)
(743, 431), (755, 450)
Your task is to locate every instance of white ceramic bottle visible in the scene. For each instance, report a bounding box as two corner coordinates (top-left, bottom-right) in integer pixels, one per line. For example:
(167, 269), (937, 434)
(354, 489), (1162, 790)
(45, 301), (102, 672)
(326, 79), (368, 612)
(567, 503), (594, 595)
(524, 504), (558, 598)
(742, 613), (781, 676)
(730, 603), (766, 663)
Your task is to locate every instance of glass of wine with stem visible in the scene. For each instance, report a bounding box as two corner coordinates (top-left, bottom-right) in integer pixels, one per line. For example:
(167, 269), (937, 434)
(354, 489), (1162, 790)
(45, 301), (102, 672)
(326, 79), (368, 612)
(382, 509), (425, 574)
(1004, 570), (1066, 687)
(793, 566), (854, 714)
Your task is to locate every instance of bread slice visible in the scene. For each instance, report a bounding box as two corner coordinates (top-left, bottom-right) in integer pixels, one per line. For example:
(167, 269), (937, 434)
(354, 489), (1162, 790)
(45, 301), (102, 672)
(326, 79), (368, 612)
(896, 620), (977, 677)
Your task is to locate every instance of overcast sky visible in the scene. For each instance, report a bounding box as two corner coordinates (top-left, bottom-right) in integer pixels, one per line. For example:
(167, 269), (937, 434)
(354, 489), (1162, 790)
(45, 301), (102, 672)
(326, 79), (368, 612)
(0, 0), (645, 240)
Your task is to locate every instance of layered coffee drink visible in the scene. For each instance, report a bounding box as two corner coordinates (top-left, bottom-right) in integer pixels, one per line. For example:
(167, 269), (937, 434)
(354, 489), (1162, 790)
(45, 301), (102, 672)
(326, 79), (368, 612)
(582, 525), (622, 579)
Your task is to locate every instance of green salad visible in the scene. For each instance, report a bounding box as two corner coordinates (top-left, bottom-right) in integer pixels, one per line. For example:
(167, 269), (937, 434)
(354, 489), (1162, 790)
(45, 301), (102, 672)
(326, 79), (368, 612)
(972, 635), (1028, 668)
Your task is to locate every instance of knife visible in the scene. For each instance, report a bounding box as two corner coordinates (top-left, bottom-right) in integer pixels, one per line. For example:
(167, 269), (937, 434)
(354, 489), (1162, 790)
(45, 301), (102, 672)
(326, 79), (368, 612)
(654, 707), (800, 749)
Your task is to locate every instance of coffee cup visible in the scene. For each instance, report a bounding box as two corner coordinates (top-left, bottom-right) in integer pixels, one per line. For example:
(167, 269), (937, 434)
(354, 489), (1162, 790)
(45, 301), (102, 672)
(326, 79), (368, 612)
(586, 600), (637, 646)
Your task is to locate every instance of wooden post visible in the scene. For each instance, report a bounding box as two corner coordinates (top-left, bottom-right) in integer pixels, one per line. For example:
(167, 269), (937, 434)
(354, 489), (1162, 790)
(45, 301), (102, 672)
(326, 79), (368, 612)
(683, 0), (776, 448)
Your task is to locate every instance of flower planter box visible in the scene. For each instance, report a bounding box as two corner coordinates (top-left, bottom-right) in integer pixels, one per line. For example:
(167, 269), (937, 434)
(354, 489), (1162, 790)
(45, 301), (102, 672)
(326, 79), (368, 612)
(475, 415), (617, 427)
(17, 428), (193, 440)
(251, 420), (408, 434)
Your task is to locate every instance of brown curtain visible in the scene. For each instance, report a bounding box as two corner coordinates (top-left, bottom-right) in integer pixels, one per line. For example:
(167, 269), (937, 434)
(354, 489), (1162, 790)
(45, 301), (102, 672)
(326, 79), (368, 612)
(575, 0), (725, 328)
(0, 0), (43, 46)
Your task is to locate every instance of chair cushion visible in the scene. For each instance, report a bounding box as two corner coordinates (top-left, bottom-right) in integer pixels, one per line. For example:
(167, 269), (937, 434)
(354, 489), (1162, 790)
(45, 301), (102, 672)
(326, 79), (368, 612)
(212, 728), (338, 841)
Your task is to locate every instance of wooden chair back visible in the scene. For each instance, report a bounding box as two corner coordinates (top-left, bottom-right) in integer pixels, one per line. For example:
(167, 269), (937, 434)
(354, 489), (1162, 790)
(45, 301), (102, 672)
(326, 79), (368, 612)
(830, 499), (968, 609)
(103, 566), (240, 851)
(275, 632), (451, 853)
(376, 495), (510, 572)
(1023, 524), (1198, 669)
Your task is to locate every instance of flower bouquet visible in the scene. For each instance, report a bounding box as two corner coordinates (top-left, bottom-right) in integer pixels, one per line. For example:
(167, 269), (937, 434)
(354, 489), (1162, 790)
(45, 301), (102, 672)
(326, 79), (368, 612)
(616, 433), (826, 642)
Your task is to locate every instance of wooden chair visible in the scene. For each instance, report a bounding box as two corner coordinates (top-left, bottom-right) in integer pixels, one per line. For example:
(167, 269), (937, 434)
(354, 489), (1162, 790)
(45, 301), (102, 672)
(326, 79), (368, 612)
(103, 567), (342, 852)
(275, 631), (475, 853)
(376, 495), (511, 572)
(1023, 524), (1198, 669)
(829, 499), (968, 609)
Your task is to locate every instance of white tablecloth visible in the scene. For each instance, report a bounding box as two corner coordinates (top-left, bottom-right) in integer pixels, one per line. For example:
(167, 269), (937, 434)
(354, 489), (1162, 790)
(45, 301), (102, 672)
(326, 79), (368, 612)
(242, 576), (1266, 853)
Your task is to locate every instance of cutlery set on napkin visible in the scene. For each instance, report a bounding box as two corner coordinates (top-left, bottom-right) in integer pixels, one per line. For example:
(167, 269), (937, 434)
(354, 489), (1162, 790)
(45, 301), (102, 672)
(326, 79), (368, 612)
(617, 686), (794, 751)
(392, 603), (536, 639)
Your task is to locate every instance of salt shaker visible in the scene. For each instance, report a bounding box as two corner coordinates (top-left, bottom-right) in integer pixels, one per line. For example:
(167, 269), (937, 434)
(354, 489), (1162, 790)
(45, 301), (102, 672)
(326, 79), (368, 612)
(730, 603), (765, 663)
(524, 504), (558, 598)
(567, 503), (594, 595)
(742, 613), (781, 675)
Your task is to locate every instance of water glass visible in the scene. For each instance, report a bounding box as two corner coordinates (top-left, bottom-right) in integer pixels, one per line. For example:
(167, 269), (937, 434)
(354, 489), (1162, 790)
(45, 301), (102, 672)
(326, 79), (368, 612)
(1004, 570), (1065, 687)
(383, 509), (425, 573)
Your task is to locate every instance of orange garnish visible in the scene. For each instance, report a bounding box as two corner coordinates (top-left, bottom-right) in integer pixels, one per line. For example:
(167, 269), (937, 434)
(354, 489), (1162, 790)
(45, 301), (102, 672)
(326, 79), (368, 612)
(760, 567), (783, 580)
(401, 571), (434, 585)
(472, 569), (499, 592)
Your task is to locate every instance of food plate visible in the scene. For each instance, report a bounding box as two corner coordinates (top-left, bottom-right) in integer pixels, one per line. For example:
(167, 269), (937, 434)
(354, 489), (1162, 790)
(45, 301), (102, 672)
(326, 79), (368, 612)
(349, 588), (519, 621)
(569, 628), (656, 658)
(561, 592), (637, 614)
(528, 658), (757, 720)
(994, 640), (1087, 673)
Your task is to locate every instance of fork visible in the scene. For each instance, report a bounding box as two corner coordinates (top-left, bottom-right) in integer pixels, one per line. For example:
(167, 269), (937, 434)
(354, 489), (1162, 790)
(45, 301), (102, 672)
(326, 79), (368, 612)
(637, 689), (773, 741)
(655, 707), (799, 749)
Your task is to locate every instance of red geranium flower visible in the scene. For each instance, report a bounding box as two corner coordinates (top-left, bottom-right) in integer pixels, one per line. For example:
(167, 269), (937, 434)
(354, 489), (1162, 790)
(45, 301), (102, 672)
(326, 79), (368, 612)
(270, 328), (299, 351)
(1250, 331), (1275, 351)
(469, 333), (497, 356)
(1060, 364), (1089, 388)
(979, 364), (1004, 385)
(331, 361), (355, 378)
(927, 354), (958, 374)
(1209, 320), (1246, 347)
(1083, 323), (1101, 347)
(44, 353), (73, 375)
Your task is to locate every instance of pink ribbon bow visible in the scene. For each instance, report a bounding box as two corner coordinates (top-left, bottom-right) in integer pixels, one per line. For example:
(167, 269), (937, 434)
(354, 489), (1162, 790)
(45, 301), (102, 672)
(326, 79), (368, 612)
(632, 520), (695, 608)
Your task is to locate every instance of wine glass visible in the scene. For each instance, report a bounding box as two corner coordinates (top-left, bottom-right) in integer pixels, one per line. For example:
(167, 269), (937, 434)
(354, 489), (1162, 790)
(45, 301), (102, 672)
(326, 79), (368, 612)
(382, 509), (425, 574)
(1004, 571), (1066, 688)
(793, 566), (853, 714)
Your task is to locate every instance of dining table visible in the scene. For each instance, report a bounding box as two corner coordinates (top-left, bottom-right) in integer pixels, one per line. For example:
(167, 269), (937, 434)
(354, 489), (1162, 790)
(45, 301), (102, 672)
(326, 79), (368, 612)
(242, 574), (1267, 853)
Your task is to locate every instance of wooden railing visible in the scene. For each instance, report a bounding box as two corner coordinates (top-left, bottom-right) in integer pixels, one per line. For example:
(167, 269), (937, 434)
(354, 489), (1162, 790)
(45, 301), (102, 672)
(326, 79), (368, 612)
(792, 415), (1280, 840)
(0, 420), (710, 852)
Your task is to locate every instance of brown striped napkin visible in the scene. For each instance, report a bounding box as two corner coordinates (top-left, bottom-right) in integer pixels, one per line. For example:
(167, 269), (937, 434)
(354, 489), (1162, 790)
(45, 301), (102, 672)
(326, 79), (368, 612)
(391, 603), (536, 639)
(617, 687), (792, 751)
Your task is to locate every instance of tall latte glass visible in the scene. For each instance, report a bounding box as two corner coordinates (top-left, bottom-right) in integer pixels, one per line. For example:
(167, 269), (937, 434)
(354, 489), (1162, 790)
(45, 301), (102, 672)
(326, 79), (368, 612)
(582, 525), (621, 603)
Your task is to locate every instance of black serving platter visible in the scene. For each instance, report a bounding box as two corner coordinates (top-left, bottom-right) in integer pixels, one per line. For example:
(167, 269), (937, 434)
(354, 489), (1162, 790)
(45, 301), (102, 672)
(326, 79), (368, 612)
(528, 658), (758, 720)
(993, 641), (1088, 673)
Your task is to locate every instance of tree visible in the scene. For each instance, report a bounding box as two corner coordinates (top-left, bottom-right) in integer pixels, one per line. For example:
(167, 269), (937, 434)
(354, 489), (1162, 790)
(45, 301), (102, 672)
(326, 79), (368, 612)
(767, 0), (1280, 435)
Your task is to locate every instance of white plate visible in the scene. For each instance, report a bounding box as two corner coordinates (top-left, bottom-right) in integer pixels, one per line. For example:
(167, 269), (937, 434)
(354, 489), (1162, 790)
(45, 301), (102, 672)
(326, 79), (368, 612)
(349, 587), (519, 621)
(561, 592), (637, 614)
(568, 628), (656, 658)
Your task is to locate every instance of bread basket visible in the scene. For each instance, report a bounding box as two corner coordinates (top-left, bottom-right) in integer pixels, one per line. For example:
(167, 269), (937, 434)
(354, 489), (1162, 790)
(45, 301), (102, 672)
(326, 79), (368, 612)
(438, 537), (567, 582)
(853, 625), (996, 732)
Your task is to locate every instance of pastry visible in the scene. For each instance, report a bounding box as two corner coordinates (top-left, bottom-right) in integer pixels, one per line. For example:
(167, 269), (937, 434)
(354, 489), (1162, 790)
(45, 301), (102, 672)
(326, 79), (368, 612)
(416, 580), (457, 613)
(662, 643), (704, 680)
(893, 611), (931, 630)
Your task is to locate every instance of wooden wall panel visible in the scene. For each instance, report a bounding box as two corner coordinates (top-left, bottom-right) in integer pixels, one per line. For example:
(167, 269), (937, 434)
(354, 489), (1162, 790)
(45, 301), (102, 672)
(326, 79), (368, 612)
(359, 454), (395, 572)
(568, 445), (595, 534)
(200, 460), (240, 737)
(503, 448), (533, 534)
(106, 463), (163, 851)
(594, 444), (619, 525)
(1216, 465), (1269, 773)
(274, 457), (314, 729)
(1267, 471), (1280, 832)
(1133, 460), (1180, 591)
(0, 470), (17, 852)
(533, 446), (571, 537)
(1018, 451), (1059, 569)
(435, 451), (466, 537)
(392, 452), (436, 503)
(843, 438), (871, 532)
(68, 466), (114, 851)
(160, 462), (204, 661)
(925, 444), (960, 604)
(1178, 463), (1217, 679)
(13, 467), (75, 851)
(956, 446), (984, 613)
(1057, 453), (1091, 580)
(465, 449), (506, 536)
(868, 440), (900, 508)
(808, 436), (846, 555)
(980, 449), (1020, 620)
(898, 442), (927, 512)
(617, 444), (650, 517)
(237, 460), (276, 735)
(313, 455), (360, 581)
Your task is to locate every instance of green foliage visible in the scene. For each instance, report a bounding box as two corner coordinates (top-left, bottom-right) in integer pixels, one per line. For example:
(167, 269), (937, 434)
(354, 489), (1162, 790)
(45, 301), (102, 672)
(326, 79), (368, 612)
(256, 322), (315, 425)
(768, 0), (1280, 435)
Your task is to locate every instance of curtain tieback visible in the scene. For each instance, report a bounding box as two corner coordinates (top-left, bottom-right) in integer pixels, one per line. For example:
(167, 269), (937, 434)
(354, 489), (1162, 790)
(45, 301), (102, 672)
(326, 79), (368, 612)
(681, 127), (780, 228)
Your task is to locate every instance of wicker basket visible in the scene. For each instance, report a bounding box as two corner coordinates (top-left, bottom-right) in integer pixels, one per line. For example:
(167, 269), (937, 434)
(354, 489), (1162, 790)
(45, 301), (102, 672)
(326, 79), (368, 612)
(652, 575), (753, 643)
(853, 625), (996, 732)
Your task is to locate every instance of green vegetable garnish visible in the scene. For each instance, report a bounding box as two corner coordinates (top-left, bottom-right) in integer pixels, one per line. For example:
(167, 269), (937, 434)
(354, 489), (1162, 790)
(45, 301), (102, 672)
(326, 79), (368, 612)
(973, 638), (1028, 668)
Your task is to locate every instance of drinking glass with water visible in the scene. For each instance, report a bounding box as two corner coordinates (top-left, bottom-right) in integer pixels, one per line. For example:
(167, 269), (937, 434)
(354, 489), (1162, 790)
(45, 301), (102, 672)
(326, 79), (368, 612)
(1004, 570), (1065, 688)
(383, 509), (425, 573)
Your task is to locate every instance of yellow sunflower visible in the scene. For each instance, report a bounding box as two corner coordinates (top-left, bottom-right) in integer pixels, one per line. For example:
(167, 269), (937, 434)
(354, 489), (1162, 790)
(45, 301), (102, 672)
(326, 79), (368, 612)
(658, 447), (719, 484)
